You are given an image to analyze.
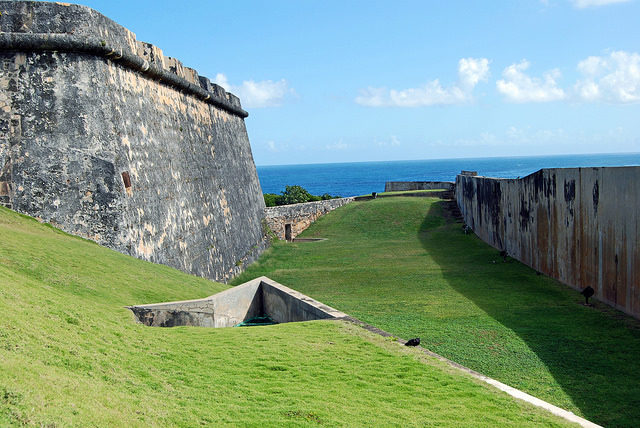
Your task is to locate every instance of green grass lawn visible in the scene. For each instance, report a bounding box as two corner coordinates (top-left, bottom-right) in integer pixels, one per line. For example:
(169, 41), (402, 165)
(0, 206), (570, 426)
(233, 197), (640, 428)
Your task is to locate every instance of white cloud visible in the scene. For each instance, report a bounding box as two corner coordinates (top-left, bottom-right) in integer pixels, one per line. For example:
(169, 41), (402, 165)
(452, 131), (500, 148)
(571, 0), (631, 8)
(431, 125), (635, 156)
(497, 52), (640, 104)
(355, 58), (489, 107)
(458, 58), (491, 90)
(503, 126), (569, 144)
(446, 127), (573, 150)
(262, 140), (308, 153)
(213, 73), (292, 108)
(574, 51), (640, 103)
(376, 135), (401, 147)
(496, 60), (566, 102)
(325, 140), (348, 151)
(266, 141), (278, 152)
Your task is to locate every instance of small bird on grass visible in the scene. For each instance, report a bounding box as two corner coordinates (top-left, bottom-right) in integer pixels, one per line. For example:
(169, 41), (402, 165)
(581, 286), (595, 305)
(405, 338), (420, 347)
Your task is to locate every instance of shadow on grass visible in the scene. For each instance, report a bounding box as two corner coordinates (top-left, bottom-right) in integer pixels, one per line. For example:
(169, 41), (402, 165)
(421, 201), (640, 428)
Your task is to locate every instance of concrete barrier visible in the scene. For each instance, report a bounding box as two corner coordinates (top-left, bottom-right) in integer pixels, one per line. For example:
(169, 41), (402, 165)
(127, 276), (347, 328)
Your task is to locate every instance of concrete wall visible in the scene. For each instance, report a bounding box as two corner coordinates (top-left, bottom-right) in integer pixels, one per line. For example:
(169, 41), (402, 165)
(128, 276), (348, 328)
(457, 167), (640, 318)
(129, 279), (263, 328)
(385, 181), (454, 192)
(261, 279), (343, 323)
(0, 2), (267, 282)
(264, 197), (354, 240)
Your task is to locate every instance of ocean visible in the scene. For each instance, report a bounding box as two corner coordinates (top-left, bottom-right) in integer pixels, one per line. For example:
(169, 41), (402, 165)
(256, 153), (640, 198)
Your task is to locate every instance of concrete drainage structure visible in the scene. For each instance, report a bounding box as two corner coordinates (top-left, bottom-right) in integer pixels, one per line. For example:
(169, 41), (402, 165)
(127, 276), (347, 328)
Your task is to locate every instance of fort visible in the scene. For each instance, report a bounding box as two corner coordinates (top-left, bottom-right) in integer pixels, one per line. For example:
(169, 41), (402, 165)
(1, 1), (638, 321)
(0, 1), (267, 282)
(1, 4), (638, 426)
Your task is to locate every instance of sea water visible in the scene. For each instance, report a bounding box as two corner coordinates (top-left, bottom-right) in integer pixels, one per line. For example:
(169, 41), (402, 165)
(257, 153), (640, 197)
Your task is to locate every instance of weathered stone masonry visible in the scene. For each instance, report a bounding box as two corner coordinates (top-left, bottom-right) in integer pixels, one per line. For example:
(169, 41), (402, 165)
(264, 198), (355, 240)
(0, 1), (267, 282)
(457, 167), (640, 318)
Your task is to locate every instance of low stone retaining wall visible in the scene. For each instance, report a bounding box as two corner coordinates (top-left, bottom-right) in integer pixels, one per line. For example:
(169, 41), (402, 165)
(264, 197), (354, 240)
(385, 181), (454, 192)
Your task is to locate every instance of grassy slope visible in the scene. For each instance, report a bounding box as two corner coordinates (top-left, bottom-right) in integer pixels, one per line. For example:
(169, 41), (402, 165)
(233, 197), (640, 428)
(0, 206), (569, 427)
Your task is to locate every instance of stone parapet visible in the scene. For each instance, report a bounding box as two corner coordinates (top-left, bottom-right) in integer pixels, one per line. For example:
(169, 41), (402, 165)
(0, 1), (247, 117)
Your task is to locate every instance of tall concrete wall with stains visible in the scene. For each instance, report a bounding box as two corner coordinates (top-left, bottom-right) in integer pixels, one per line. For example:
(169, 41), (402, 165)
(456, 167), (640, 318)
(0, 1), (267, 282)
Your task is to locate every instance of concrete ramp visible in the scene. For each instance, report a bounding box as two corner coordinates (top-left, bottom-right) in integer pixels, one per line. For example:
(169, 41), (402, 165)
(127, 276), (347, 328)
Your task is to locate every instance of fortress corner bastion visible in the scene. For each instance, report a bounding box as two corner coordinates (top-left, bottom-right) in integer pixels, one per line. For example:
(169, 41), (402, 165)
(0, 1), (267, 282)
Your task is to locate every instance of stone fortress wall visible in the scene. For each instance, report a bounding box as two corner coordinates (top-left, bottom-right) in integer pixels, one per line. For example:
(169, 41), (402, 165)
(0, 1), (267, 282)
(457, 167), (640, 318)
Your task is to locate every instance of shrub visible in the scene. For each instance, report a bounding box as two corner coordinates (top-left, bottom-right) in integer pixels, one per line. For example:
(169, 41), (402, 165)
(263, 193), (279, 207)
(264, 186), (340, 206)
(278, 185), (314, 205)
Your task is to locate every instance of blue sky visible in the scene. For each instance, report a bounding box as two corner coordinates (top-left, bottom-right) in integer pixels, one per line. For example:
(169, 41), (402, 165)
(80, 0), (640, 165)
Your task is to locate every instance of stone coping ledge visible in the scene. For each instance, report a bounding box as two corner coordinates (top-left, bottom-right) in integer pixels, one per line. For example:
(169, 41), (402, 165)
(0, 1), (248, 118)
(263, 197), (355, 214)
